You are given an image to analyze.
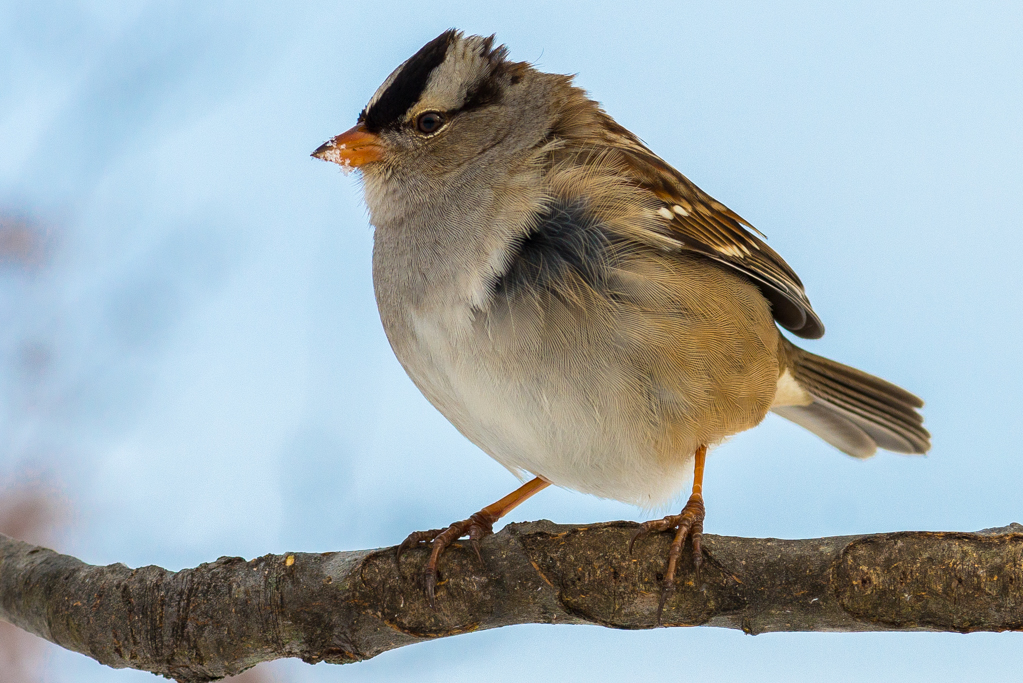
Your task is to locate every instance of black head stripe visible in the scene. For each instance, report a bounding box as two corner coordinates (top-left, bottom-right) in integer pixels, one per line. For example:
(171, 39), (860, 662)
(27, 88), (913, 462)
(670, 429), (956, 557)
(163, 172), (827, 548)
(459, 36), (511, 113)
(362, 29), (457, 133)
(461, 74), (502, 112)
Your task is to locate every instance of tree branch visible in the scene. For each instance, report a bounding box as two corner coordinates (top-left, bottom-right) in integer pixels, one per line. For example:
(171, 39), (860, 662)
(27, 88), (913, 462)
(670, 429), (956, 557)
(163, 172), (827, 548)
(2, 521), (1022, 682)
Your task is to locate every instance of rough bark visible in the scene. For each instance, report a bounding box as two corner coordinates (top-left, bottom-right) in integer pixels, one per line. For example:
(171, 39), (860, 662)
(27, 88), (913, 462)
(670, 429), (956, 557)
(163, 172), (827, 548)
(1, 521), (1022, 682)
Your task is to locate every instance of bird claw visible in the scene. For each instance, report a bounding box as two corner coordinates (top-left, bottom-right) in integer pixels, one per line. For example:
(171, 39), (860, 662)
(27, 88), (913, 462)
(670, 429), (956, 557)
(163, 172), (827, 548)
(396, 528), (444, 562)
(396, 512), (496, 606)
(469, 534), (484, 564)
(629, 516), (675, 554)
(631, 492), (706, 624)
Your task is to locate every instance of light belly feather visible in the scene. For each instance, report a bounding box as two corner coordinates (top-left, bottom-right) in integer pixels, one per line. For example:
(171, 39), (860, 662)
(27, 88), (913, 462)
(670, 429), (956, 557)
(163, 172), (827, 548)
(402, 303), (699, 507)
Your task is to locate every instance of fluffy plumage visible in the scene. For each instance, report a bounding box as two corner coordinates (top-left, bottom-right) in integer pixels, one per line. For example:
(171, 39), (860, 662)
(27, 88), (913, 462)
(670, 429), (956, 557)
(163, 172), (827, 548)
(327, 30), (929, 508)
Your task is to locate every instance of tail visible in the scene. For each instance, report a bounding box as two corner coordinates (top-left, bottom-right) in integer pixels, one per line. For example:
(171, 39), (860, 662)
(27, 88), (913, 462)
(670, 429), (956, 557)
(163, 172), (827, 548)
(771, 339), (930, 458)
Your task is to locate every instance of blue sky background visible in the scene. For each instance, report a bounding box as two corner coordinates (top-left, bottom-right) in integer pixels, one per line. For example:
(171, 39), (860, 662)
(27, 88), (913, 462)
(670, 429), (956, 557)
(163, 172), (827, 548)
(1, 2), (1022, 681)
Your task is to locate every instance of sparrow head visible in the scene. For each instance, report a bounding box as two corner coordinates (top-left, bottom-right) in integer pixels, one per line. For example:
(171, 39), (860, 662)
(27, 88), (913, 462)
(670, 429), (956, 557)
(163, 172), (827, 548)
(313, 30), (570, 187)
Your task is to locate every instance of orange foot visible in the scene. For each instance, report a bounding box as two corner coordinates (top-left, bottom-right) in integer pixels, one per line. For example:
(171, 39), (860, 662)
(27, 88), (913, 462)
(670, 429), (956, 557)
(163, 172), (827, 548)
(397, 511), (497, 605)
(396, 477), (550, 605)
(630, 444), (708, 622)
(631, 492), (706, 618)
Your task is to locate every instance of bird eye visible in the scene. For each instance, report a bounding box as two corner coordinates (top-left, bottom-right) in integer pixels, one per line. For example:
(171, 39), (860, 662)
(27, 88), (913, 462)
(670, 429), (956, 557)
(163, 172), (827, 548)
(415, 111), (445, 134)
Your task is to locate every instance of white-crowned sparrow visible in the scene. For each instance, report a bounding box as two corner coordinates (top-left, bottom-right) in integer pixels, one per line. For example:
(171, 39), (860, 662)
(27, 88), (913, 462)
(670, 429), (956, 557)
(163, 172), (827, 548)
(313, 30), (929, 608)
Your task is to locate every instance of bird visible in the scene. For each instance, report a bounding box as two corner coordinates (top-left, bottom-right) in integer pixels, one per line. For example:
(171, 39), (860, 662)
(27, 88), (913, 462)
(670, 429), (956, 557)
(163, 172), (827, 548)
(313, 29), (929, 612)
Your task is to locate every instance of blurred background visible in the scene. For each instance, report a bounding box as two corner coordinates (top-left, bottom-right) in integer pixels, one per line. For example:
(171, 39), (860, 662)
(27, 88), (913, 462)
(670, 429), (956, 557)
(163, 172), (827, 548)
(1, 1), (1022, 681)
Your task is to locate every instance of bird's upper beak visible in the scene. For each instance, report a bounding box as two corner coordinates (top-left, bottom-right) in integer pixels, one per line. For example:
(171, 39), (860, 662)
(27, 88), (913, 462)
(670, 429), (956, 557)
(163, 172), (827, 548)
(311, 123), (382, 169)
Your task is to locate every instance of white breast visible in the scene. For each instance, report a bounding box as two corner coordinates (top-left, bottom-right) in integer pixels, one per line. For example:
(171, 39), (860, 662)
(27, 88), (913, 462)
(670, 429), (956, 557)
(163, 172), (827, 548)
(399, 300), (696, 509)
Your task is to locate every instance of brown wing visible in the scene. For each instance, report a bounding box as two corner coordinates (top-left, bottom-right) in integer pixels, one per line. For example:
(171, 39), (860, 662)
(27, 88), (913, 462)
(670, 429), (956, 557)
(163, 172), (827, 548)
(594, 119), (825, 339)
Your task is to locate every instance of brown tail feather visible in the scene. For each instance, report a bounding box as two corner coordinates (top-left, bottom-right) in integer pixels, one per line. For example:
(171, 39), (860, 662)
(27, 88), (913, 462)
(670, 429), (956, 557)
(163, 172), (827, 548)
(773, 340), (930, 458)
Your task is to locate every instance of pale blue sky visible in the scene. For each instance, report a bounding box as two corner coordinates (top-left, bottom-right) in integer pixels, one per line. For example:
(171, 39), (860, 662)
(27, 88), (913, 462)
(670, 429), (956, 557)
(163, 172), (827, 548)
(2, 2), (1022, 681)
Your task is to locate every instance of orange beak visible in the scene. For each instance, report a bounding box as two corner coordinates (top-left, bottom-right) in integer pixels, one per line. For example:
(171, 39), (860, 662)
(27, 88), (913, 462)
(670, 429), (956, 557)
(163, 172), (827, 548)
(312, 123), (383, 170)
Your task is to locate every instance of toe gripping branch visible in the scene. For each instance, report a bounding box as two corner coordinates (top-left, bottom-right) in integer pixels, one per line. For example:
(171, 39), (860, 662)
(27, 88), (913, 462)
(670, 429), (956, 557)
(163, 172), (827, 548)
(396, 477), (550, 606)
(629, 444), (708, 622)
(396, 511), (498, 605)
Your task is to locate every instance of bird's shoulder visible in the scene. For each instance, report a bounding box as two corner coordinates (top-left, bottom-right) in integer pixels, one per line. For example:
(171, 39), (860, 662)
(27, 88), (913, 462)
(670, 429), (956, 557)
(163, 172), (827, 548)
(532, 111), (825, 339)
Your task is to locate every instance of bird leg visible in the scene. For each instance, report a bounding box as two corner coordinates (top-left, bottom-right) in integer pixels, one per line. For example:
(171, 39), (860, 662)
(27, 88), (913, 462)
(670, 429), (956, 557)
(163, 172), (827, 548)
(630, 444), (707, 622)
(397, 476), (550, 605)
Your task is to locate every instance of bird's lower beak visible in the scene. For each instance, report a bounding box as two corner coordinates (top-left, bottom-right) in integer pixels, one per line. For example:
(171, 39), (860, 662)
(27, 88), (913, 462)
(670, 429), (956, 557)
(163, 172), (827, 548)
(312, 124), (382, 169)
